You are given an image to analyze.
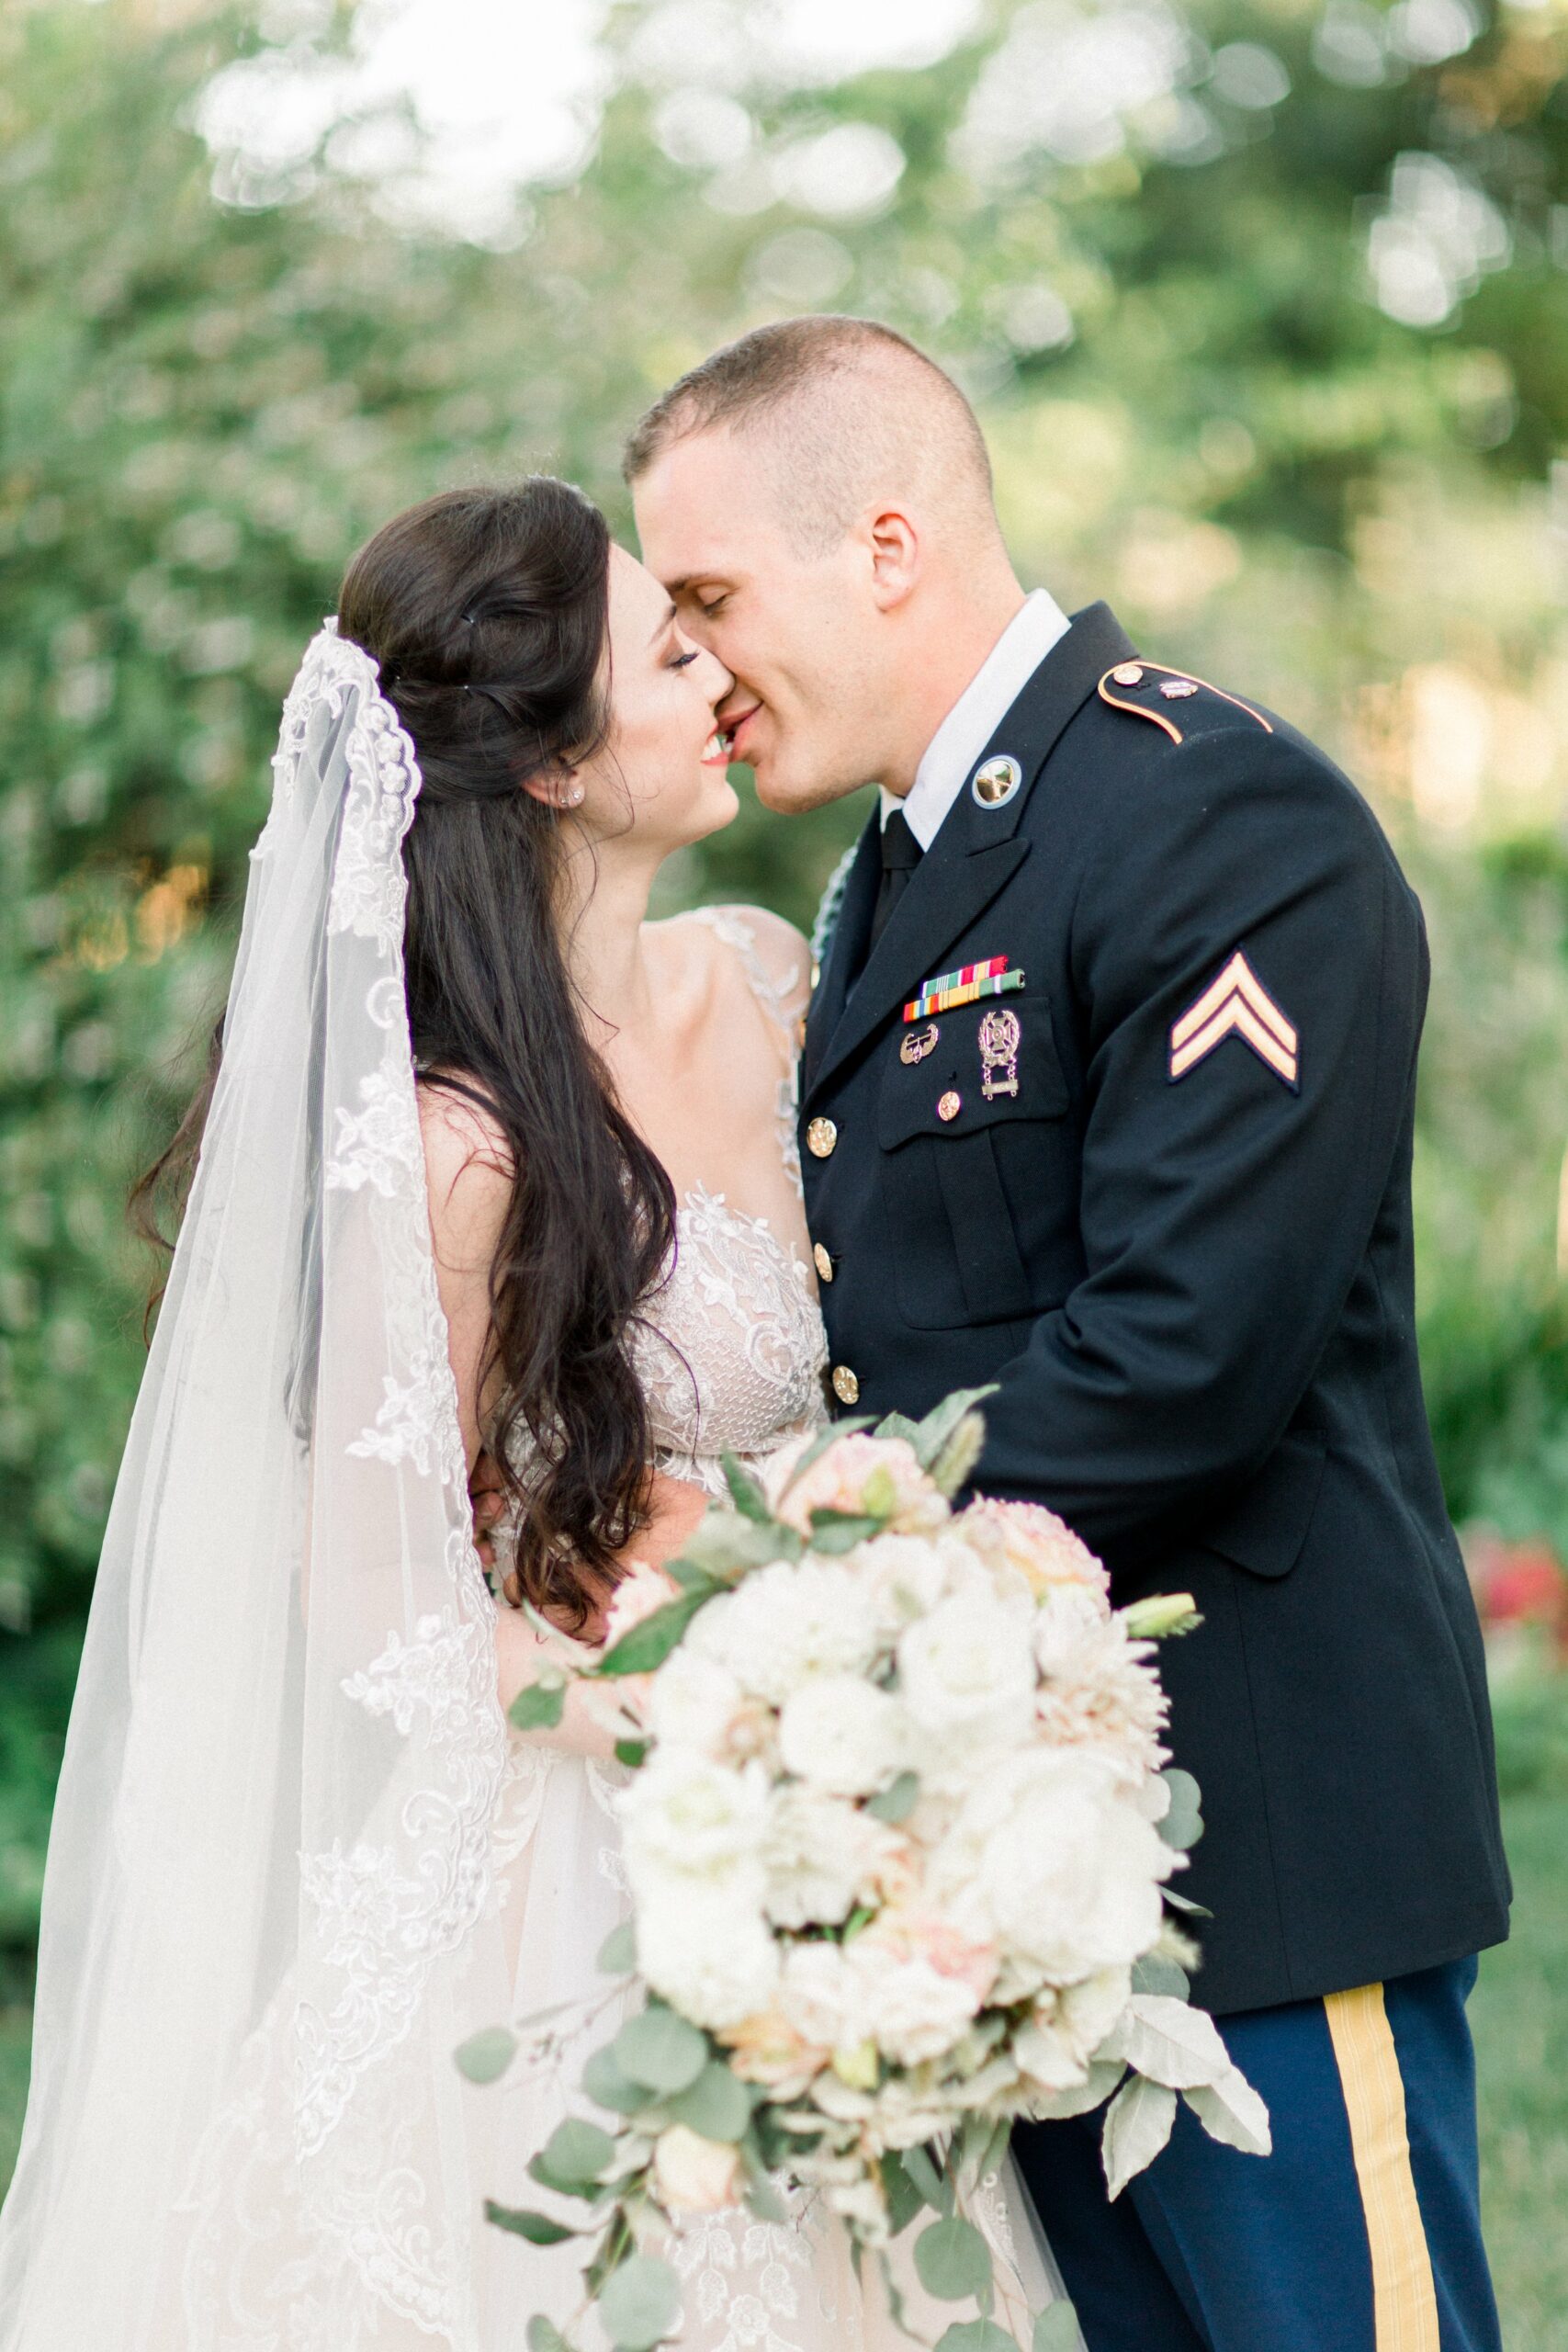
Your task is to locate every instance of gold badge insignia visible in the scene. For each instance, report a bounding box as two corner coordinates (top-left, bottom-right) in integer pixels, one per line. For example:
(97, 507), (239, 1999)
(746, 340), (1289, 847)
(979, 1006), (1021, 1100)
(1159, 679), (1199, 699)
(900, 1023), (940, 1065)
(937, 1091), (962, 1123)
(1169, 952), (1299, 1091)
(972, 754), (1022, 809)
(1111, 662), (1145, 687)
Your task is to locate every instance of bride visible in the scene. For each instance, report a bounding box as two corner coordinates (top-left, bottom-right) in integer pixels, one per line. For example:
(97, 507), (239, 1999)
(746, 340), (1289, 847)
(0, 478), (1068, 2346)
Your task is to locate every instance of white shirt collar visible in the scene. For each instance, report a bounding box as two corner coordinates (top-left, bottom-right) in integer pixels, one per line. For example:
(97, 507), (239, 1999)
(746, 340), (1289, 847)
(879, 588), (1072, 851)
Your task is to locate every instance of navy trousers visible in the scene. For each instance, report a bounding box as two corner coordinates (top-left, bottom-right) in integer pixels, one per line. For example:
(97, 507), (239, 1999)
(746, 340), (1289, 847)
(1012, 1960), (1501, 2352)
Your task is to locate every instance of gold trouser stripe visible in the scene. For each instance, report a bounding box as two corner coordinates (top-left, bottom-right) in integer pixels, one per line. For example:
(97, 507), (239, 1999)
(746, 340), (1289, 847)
(1324, 1984), (1441, 2352)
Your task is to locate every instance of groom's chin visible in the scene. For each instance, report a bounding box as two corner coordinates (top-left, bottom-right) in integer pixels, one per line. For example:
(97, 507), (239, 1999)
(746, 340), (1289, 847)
(751, 763), (856, 817)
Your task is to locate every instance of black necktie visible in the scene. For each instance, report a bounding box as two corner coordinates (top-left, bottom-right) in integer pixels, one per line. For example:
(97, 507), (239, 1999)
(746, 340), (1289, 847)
(869, 808), (922, 955)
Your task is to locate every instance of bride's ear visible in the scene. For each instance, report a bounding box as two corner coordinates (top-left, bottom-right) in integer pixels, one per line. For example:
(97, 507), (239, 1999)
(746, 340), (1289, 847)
(523, 762), (585, 810)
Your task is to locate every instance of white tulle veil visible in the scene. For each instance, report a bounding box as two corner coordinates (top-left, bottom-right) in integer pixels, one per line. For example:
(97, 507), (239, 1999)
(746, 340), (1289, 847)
(0, 625), (542, 2346)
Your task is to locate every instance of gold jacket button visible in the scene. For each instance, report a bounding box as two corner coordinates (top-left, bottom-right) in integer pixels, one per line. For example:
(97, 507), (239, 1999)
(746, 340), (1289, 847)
(810, 960), (821, 991)
(813, 1242), (834, 1283)
(831, 1364), (860, 1406)
(937, 1091), (962, 1123)
(807, 1117), (838, 1159)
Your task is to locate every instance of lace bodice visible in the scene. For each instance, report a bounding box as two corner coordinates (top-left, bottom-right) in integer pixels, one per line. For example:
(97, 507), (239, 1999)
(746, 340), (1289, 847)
(637, 1182), (829, 1494)
(634, 909), (829, 1492)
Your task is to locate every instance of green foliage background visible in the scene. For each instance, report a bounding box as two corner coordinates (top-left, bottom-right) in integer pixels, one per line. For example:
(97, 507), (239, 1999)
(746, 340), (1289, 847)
(4, 0), (1568, 1957)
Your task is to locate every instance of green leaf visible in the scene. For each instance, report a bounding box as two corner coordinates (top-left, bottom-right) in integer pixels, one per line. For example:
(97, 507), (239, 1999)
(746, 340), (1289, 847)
(483, 2199), (579, 2245)
(666, 1556), (717, 1590)
(721, 1453), (773, 1522)
(526, 2318), (571, 2352)
(934, 2321), (1018, 2351)
(930, 1411), (986, 1498)
(597, 2252), (682, 2351)
(1131, 1953), (1191, 1999)
(584, 2041), (654, 2116)
(509, 1679), (565, 1732)
(879, 2150), (925, 2237)
(901, 2142), (948, 2211)
(866, 1770), (920, 1824)
(872, 1411), (922, 1445)
(666, 2058), (752, 2142)
(1033, 2305), (1082, 2351)
(599, 1589), (712, 1677)
(454, 2025), (517, 2085)
(1163, 1887), (1213, 1918)
(1156, 1768), (1204, 1852)
(614, 2005), (709, 2094)
(675, 1512), (792, 1578)
(615, 1738), (649, 1769)
(529, 2116), (617, 2197)
(807, 1509), (883, 1554)
(909, 1386), (998, 1471)
(914, 2216), (994, 2302)
(599, 1921), (637, 1973)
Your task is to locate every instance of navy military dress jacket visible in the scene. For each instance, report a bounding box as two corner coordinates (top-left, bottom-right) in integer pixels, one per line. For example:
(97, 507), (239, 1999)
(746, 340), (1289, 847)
(799, 602), (1511, 2018)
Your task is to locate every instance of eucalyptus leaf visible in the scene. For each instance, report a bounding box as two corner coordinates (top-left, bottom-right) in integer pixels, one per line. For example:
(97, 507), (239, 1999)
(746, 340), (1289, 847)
(665, 1556), (716, 1590)
(677, 1512), (793, 1577)
(914, 2216), (993, 2302)
(901, 2142), (947, 2211)
(526, 2318), (571, 2352)
(866, 1770), (919, 1824)
(909, 1385), (998, 1471)
(614, 2005), (709, 2094)
(509, 1679), (565, 1732)
(880, 2150), (924, 2237)
(933, 2320), (1018, 2351)
(599, 1921), (637, 1973)
(1156, 1768), (1204, 1852)
(597, 2252), (681, 2351)
(930, 1411), (986, 1498)
(599, 1589), (712, 1677)
(529, 2116), (617, 2197)
(1163, 1887), (1213, 1918)
(667, 2058), (752, 2142)
(1101, 2074), (1178, 2199)
(584, 2041), (653, 2117)
(1033, 2301), (1082, 2349)
(1131, 1953), (1191, 2000)
(454, 2025), (517, 2085)
(483, 2200), (578, 2245)
(721, 1453), (773, 1522)
(872, 1411), (922, 1445)
(807, 1509), (883, 1555)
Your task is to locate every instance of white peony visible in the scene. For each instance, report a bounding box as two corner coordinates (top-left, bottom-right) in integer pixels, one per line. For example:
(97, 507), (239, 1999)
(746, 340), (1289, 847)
(847, 1936), (983, 2067)
(958, 1498), (1110, 1603)
(929, 1747), (1172, 1983)
(776, 1674), (908, 1798)
(616, 1749), (769, 1891)
(896, 1590), (1037, 1752)
(645, 1648), (748, 1758)
(762, 1430), (948, 1538)
(635, 1886), (780, 2030)
(851, 1531), (993, 1636)
(762, 1782), (896, 1928)
(778, 1940), (860, 2054)
(686, 1557), (881, 1704)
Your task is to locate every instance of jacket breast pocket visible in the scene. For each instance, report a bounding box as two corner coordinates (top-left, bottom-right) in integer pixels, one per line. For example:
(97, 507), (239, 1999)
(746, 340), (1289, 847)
(876, 995), (1072, 1330)
(1202, 1430), (1329, 1578)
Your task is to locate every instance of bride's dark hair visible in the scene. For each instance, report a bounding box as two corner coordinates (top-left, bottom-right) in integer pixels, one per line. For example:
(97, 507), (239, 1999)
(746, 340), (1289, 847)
(133, 478), (675, 1624)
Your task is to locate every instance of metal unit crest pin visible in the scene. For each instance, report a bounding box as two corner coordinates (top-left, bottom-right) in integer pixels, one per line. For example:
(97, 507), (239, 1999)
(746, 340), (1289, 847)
(971, 754), (1021, 809)
(979, 1006), (1021, 1099)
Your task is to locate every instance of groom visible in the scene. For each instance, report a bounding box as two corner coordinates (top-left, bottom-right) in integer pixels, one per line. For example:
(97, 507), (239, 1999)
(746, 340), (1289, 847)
(628, 317), (1510, 2352)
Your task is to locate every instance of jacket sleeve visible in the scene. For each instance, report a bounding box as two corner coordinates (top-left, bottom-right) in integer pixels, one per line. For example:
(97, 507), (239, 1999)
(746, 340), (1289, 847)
(973, 724), (1425, 1564)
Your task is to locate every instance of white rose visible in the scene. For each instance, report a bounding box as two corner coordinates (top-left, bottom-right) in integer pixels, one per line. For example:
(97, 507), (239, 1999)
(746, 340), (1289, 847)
(851, 1532), (993, 1636)
(930, 1748), (1171, 1983)
(687, 1558), (881, 1704)
(617, 1750), (769, 1893)
(779, 1940), (859, 2052)
(847, 1939), (981, 2068)
(636, 1889), (780, 2030)
(653, 2123), (745, 2214)
(897, 1591), (1036, 1750)
(763, 1783), (893, 1928)
(777, 1675), (908, 1798)
(646, 1649), (748, 1757)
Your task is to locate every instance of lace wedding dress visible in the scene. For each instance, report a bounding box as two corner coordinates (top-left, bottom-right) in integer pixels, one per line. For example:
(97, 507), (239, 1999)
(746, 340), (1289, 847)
(490, 909), (1073, 2352)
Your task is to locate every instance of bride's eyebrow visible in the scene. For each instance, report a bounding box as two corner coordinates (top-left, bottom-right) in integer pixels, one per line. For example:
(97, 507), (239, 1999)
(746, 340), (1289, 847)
(648, 601), (678, 645)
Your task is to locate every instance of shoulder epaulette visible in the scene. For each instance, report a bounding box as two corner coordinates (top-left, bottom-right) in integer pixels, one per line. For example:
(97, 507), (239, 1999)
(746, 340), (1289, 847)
(1097, 660), (1272, 747)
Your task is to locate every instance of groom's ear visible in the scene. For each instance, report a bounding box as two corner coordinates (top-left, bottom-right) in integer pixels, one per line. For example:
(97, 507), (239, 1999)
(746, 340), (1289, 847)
(864, 506), (921, 612)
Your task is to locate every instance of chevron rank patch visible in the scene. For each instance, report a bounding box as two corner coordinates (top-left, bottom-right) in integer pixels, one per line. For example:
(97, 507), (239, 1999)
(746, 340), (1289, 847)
(1168, 951), (1299, 1091)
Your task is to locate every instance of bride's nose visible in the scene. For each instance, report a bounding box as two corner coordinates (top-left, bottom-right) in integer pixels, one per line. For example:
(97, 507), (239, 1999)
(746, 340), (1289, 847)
(699, 646), (735, 707)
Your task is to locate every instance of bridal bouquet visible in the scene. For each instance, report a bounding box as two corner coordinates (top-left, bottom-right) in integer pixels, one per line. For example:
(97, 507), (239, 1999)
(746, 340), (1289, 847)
(466, 1394), (1268, 2352)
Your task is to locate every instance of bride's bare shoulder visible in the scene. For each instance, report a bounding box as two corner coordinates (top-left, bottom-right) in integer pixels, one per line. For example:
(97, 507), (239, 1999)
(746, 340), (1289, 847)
(417, 1077), (512, 1272)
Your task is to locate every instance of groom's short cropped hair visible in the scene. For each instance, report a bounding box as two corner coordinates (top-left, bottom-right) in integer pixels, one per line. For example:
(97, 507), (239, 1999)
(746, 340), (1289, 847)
(623, 315), (998, 556)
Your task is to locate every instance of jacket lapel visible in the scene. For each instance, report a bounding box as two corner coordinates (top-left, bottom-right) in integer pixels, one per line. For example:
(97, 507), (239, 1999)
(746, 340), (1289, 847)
(804, 602), (1134, 1106)
(803, 819), (879, 1098)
